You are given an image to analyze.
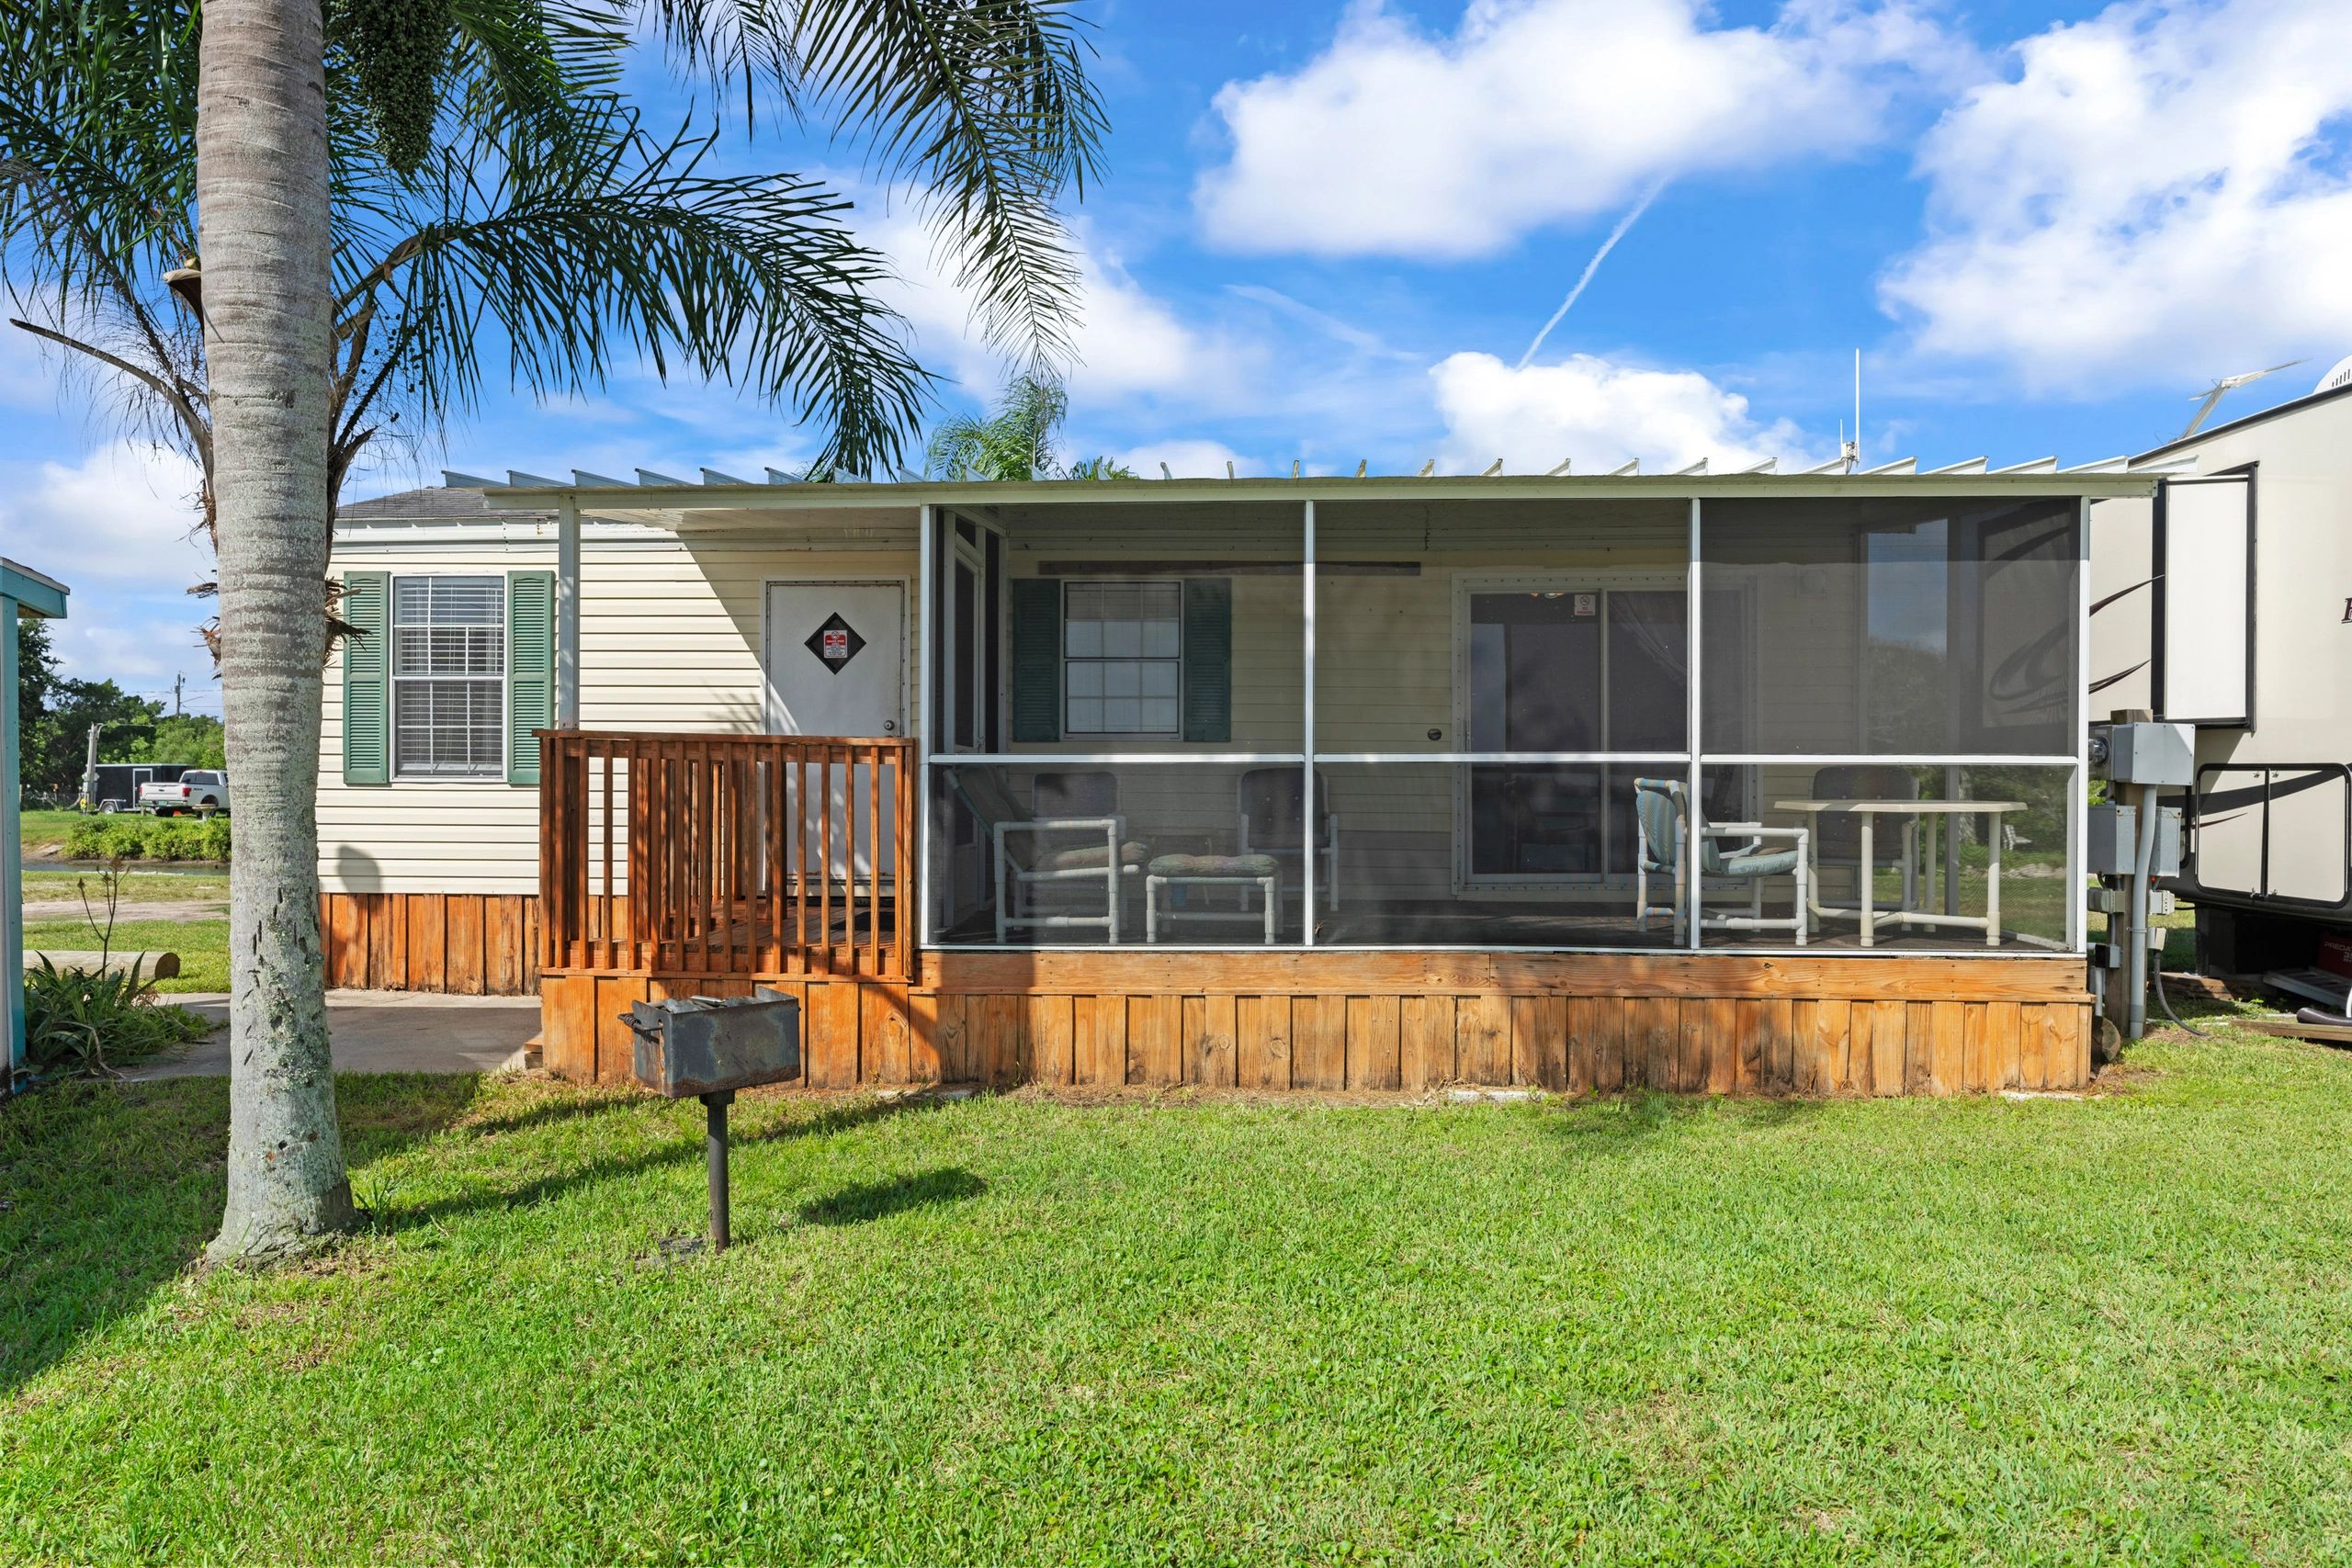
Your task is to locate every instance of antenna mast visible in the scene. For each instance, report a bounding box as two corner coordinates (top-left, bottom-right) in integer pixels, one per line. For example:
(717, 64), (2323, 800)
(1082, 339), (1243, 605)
(1842, 350), (1861, 472)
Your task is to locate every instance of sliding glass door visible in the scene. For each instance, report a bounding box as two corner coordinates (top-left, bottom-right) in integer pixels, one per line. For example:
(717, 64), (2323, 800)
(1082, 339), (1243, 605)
(1459, 580), (1715, 886)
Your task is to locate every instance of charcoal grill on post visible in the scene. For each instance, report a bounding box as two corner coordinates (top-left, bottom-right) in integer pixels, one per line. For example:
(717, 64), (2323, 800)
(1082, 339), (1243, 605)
(620, 988), (802, 1252)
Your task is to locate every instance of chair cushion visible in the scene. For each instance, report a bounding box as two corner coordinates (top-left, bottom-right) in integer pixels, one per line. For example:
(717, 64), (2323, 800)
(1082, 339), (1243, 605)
(1148, 852), (1281, 878)
(1716, 848), (1801, 878)
(1035, 840), (1151, 873)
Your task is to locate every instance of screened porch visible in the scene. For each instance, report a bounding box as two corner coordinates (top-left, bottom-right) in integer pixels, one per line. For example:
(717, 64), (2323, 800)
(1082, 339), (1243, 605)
(921, 493), (2086, 954)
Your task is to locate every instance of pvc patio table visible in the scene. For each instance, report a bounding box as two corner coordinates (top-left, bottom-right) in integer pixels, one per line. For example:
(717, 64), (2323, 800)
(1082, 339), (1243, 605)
(1772, 799), (2027, 948)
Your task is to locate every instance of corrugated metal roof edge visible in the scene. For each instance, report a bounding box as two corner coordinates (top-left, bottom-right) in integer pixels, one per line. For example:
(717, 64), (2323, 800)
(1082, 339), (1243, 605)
(455, 469), (2162, 512)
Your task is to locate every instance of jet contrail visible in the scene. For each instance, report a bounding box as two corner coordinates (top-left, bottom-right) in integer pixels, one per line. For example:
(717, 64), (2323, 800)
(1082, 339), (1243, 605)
(1515, 179), (1667, 370)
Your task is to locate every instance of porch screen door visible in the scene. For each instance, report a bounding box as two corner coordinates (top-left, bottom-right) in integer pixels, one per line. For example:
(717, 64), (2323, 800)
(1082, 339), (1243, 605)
(763, 581), (905, 888)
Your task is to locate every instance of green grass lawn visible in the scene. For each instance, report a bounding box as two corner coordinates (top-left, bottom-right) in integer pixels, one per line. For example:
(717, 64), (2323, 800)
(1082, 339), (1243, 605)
(15, 807), (79, 861)
(19, 871), (231, 994)
(6, 1014), (2352, 1562)
(19, 918), (228, 993)
(21, 868), (231, 905)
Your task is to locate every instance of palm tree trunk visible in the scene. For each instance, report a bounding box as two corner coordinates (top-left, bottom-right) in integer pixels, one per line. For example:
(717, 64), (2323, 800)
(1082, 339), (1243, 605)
(199, 0), (354, 1263)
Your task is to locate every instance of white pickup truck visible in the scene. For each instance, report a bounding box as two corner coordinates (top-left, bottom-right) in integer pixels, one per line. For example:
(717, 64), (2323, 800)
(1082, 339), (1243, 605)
(138, 769), (230, 816)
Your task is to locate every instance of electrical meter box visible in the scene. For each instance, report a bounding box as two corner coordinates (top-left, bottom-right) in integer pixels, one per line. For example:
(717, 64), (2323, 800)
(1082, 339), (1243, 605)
(2087, 803), (2182, 877)
(2107, 722), (2196, 787)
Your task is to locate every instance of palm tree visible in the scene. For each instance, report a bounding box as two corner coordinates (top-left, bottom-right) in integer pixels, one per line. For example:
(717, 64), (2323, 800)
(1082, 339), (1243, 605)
(1, 0), (1105, 1264)
(925, 371), (1133, 479)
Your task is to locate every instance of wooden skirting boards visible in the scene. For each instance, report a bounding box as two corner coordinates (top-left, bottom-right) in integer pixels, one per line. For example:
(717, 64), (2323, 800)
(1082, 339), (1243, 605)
(321, 892), (541, 996)
(537, 952), (2093, 1096)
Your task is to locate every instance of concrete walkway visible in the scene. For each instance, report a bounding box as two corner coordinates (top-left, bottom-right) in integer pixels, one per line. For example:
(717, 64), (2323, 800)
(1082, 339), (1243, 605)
(126, 991), (542, 1079)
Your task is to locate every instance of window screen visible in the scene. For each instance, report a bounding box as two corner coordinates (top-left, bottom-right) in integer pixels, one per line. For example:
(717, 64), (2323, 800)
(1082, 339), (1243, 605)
(392, 575), (504, 776)
(1065, 581), (1182, 735)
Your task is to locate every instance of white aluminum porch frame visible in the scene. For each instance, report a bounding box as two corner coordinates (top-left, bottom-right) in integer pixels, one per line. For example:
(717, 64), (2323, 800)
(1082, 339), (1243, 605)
(921, 496), (2090, 956)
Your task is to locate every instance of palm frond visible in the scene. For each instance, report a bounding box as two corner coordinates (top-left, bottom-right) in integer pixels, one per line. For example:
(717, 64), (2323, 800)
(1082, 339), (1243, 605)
(616, 1), (1106, 367)
(924, 370), (1064, 479)
(356, 103), (928, 473)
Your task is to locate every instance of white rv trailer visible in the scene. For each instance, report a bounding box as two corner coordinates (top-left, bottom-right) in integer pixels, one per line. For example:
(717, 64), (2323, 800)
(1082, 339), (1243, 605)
(2089, 369), (2352, 976)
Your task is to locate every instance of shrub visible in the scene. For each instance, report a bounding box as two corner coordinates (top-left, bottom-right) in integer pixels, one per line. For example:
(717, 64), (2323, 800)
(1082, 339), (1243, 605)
(56, 812), (230, 863)
(21, 957), (213, 1076)
(62, 818), (111, 859)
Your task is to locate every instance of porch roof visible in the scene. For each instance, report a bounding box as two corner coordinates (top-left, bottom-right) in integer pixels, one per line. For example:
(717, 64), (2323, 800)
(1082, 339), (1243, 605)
(453, 459), (2174, 531)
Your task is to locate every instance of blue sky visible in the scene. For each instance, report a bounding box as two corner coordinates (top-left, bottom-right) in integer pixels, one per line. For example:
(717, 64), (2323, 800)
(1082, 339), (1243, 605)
(8, 0), (2352, 712)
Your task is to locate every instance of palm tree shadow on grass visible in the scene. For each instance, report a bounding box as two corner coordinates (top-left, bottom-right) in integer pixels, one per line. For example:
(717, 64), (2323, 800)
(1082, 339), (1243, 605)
(1536, 1089), (1825, 1156)
(382, 1089), (936, 1229)
(0, 1073), (487, 1397)
(0, 1077), (944, 1395)
(796, 1167), (987, 1227)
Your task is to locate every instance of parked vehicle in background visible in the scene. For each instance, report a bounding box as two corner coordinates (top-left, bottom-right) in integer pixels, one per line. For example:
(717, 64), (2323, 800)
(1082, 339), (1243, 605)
(2090, 357), (2352, 990)
(91, 761), (198, 812)
(139, 769), (229, 816)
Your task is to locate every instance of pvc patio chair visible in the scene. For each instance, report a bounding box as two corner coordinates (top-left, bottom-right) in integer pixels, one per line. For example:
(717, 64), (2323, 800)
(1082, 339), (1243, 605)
(946, 767), (1148, 943)
(1236, 766), (1340, 911)
(1633, 777), (1809, 945)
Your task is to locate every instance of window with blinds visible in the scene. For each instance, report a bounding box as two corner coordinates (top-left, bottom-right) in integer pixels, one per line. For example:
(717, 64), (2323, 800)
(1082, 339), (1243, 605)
(1064, 581), (1182, 735)
(392, 575), (505, 776)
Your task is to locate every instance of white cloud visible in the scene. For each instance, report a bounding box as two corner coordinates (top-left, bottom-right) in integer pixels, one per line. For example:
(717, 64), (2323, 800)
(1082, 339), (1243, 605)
(1195, 0), (1958, 258)
(51, 614), (217, 696)
(1430, 351), (1816, 471)
(1881, 0), (2352, 389)
(0, 438), (207, 589)
(1, 439), (212, 691)
(856, 199), (1254, 409)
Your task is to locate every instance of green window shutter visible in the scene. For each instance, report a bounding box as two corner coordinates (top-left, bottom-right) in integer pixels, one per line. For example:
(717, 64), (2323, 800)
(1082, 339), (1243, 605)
(1182, 578), (1232, 742)
(1009, 577), (1062, 742)
(506, 570), (555, 785)
(341, 570), (390, 784)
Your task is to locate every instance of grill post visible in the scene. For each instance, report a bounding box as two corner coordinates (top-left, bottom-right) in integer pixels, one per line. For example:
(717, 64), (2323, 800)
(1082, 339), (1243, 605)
(620, 987), (797, 1255)
(702, 1089), (734, 1252)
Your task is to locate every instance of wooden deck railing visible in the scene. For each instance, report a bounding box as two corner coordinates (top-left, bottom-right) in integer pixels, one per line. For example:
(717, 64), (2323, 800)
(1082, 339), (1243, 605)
(539, 730), (915, 980)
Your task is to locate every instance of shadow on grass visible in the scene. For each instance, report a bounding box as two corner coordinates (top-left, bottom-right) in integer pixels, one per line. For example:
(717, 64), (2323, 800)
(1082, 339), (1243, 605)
(1537, 1088), (1826, 1155)
(0, 1072), (488, 1398)
(1, 1077), (957, 1396)
(382, 1089), (937, 1229)
(797, 1166), (987, 1227)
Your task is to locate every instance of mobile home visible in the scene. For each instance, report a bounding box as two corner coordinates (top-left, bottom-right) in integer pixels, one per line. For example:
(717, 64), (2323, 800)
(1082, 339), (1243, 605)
(319, 461), (2161, 1094)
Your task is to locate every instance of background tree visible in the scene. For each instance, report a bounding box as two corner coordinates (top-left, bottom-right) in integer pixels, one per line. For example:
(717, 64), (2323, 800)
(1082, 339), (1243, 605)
(13, 619), (166, 802)
(120, 714), (228, 770)
(925, 371), (1132, 480)
(1, 0), (1106, 1263)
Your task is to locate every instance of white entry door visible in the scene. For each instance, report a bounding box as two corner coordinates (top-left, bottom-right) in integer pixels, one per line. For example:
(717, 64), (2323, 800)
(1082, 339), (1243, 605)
(763, 581), (906, 886)
(763, 581), (905, 738)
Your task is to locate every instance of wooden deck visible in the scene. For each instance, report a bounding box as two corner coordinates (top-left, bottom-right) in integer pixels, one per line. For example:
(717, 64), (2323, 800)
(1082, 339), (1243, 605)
(526, 728), (2093, 1097)
(538, 950), (2094, 1095)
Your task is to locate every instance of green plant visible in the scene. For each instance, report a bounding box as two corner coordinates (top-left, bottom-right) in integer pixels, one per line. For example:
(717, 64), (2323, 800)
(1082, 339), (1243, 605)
(20, 957), (211, 1077)
(19, 859), (210, 1077)
(61, 818), (110, 859)
(57, 813), (229, 863)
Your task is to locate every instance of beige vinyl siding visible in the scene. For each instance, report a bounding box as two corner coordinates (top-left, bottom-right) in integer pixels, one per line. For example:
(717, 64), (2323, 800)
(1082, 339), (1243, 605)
(997, 506), (1690, 900)
(321, 527), (916, 894)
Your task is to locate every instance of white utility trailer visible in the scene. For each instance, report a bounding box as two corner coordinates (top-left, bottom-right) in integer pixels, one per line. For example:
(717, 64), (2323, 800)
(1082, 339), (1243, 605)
(2090, 369), (2352, 980)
